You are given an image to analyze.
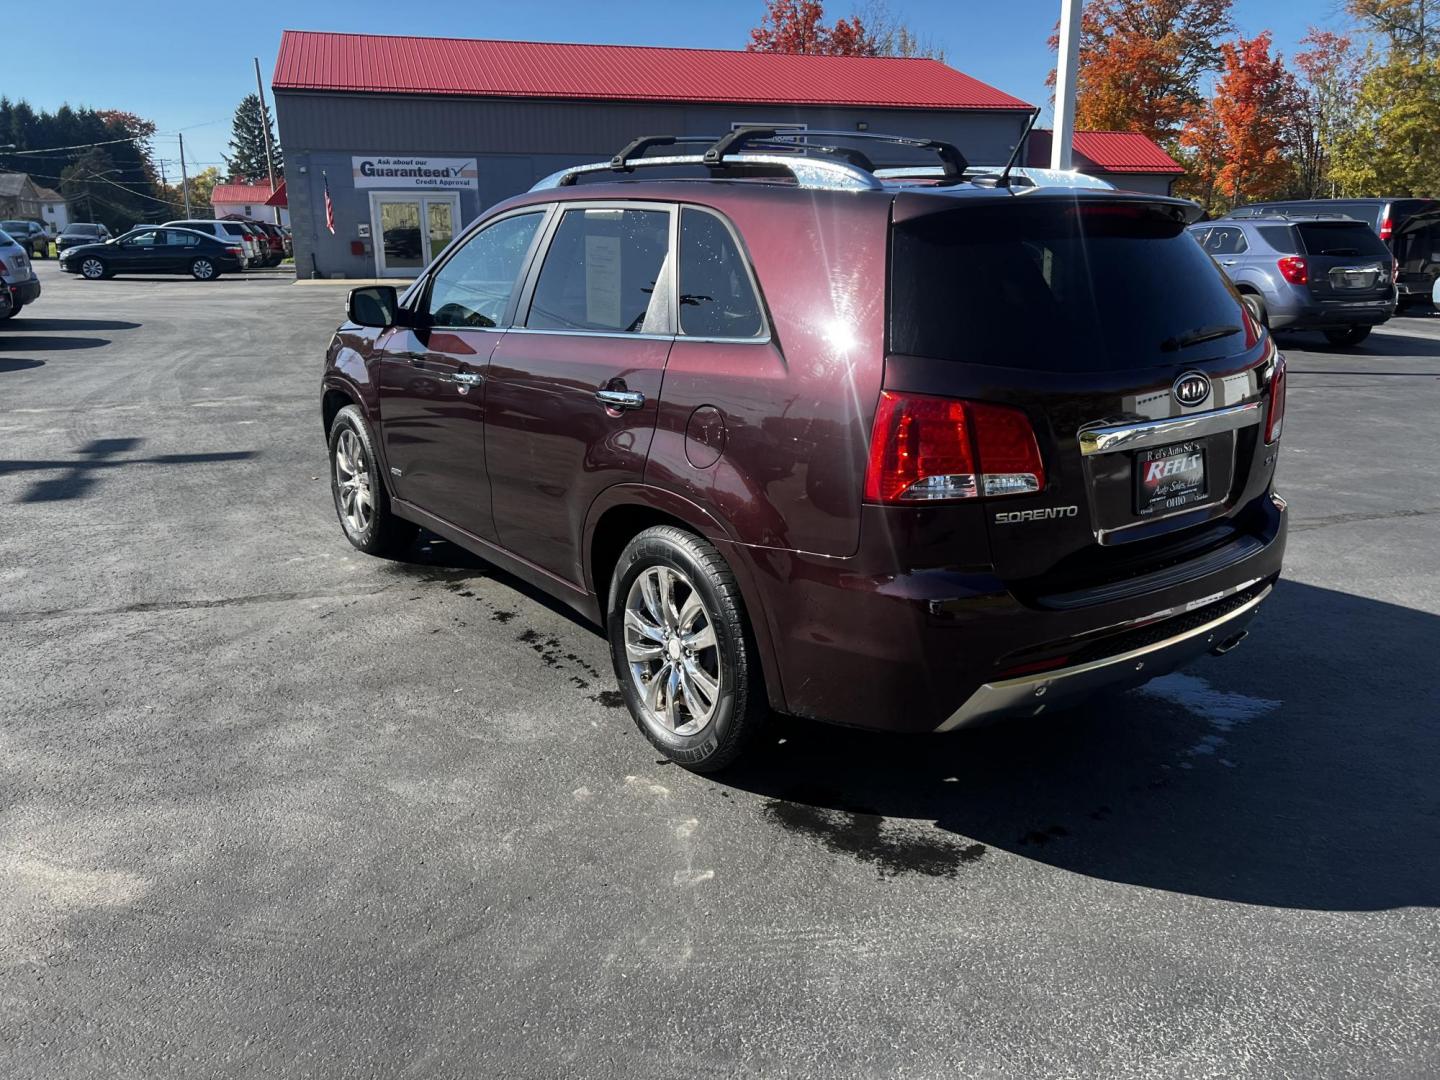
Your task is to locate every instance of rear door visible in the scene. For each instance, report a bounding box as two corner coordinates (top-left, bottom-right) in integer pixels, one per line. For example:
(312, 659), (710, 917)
(485, 202), (675, 585)
(888, 194), (1277, 594)
(1295, 221), (1395, 304)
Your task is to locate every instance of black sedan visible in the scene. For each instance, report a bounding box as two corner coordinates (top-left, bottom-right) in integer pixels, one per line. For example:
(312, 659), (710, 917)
(58, 227), (244, 281)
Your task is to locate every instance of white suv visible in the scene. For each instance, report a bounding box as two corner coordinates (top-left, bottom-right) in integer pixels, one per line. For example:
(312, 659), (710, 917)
(163, 220), (260, 268)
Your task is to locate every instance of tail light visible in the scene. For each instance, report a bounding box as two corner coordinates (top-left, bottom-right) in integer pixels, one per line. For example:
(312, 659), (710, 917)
(226, 246), (243, 257)
(1380, 205), (1393, 241)
(1264, 354), (1286, 444)
(0, 258), (7, 274)
(1277, 256), (1308, 286)
(864, 391), (1045, 504)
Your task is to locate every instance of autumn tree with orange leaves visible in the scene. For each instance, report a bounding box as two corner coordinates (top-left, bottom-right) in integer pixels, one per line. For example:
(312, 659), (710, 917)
(1179, 32), (1303, 209)
(1049, 0), (1234, 145)
(747, 0), (879, 55)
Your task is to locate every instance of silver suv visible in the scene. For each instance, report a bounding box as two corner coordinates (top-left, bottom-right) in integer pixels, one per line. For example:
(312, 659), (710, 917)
(1190, 216), (1395, 348)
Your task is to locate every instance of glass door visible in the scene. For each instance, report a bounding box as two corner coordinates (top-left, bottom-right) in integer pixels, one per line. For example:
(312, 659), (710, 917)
(371, 193), (462, 277)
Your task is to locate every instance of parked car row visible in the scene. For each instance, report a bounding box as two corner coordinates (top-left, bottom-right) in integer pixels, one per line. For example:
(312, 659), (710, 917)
(1191, 196), (1440, 349)
(57, 226), (247, 281)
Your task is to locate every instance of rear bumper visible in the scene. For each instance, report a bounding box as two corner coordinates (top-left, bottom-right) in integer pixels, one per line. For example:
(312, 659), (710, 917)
(936, 582), (1269, 730)
(727, 491), (1287, 734)
(1270, 295), (1394, 329)
(7, 277), (40, 305)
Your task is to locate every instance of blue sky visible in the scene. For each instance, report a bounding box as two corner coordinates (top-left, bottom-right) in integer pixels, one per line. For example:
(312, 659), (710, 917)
(9, 0), (1355, 173)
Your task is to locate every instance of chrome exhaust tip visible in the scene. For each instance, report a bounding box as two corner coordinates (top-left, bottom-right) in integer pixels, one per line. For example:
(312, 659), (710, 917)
(1210, 629), (1249, 656)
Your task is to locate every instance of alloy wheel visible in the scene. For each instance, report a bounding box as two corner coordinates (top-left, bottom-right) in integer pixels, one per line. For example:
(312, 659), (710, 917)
(81, 258), (104, 280)
(333, 427), (373, 536)
(623, 565), (722, 737)
(192, 259), (215, 280)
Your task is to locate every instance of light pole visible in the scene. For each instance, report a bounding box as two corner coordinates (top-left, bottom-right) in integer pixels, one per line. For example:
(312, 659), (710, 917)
(1050, 0), (1083, 171)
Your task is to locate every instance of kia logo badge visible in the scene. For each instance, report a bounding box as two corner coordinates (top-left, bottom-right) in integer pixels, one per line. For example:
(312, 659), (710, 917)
(1173, 372), (1212, 407)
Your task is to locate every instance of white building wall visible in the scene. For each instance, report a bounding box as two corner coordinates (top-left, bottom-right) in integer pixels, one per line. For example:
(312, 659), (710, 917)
(212, 198), (290, 226)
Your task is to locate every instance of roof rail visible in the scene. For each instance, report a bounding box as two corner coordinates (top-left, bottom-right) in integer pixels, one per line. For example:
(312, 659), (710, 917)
(529, 127), (970, 193)
(875, 165), (1117, 191)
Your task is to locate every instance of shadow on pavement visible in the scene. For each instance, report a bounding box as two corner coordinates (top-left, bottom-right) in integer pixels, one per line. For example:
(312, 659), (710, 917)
(719, 579), (1440, 911)
(8, 318), (141, 332)
(0, 437), (258, 502)
(0, 358), (44, 373)
(0, 335), (111, 352)
(1276, 330), (1440, 358)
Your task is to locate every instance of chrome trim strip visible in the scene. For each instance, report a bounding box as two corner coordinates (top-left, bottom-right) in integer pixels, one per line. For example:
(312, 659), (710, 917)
(531, 153), (884, 192)
(935, 585), (1271, 732)
(1078, 401), (1263, 456)
(503, 327), (677, 343)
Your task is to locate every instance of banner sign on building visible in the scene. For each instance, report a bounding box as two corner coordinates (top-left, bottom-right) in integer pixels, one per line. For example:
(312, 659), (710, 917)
(351, 156), (478, 190)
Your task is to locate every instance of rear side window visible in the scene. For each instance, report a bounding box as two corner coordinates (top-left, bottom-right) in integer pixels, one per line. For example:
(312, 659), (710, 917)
(426, 211), (544, 328)
(1296, 222), (1390, 258)
(527, 207), (671, 334)
(222, 223), (247, 237)
(678, 208), (764, 339)
(1256, 226), (1299, 253)
(890, 202), (1247, 371)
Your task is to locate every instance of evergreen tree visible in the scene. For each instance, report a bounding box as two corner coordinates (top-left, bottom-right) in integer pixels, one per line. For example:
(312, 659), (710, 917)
(223, 94), (282, 183)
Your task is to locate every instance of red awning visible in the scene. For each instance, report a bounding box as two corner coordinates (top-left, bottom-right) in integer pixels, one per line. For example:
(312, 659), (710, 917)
(265, 181), (287, 208)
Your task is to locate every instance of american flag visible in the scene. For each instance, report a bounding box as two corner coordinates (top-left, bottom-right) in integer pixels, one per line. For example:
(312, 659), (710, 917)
(323, 172), (335, 235)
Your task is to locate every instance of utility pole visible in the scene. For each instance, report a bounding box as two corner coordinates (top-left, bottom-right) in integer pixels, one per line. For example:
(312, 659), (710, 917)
(254, 57), (280, 225)
(1050, 0), (1083, 171)
(178, 133), (193, 219)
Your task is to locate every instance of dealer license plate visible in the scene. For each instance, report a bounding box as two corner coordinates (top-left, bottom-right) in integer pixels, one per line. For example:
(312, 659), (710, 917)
(1136, 441), (1208, 516)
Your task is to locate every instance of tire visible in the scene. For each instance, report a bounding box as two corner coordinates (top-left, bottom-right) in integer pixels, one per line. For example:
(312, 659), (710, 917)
(79, 257), (108, 280)
(607, 526), (766, 772)
(328, 404), (417, 557)
(1241, 292), (1268, 328)
(190, 257), (219, 281)
(1324, 325), (1371, 347)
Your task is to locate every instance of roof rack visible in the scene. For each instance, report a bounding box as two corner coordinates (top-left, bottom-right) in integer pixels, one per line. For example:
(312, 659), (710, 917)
(1226, 209), (1362, 222)
(531, 126), (970, 193)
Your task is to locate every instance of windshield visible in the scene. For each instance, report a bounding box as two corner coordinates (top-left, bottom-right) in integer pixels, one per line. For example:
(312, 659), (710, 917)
(890, 202), (1247, 371)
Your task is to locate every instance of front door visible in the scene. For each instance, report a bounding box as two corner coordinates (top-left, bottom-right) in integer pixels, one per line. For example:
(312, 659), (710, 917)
(486, 203), (676, 585)
(371, 192), (461, 277)
(377, 208), (550, 541)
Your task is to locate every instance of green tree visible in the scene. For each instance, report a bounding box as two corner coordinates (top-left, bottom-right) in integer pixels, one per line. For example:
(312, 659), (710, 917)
(223, 93), (282, 182)
(1331, 55), (1440, 195)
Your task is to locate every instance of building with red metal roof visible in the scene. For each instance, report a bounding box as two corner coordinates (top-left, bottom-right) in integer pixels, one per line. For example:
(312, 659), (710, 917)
(1025, 128), (1184, 196)
(270, 30), (1038, 278)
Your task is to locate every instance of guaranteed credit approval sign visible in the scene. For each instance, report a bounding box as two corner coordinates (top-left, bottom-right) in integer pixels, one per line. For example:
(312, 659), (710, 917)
(351, 156), (478, 190)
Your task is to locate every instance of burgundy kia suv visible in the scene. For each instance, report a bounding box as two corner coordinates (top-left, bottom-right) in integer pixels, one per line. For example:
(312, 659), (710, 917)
(321, 129), (1287, 771)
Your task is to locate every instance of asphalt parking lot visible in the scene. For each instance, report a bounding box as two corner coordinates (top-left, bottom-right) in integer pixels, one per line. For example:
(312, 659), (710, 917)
(2, 261), (1438, 1079)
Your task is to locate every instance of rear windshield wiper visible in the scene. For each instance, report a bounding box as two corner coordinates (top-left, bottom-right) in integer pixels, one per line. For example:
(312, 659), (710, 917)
(1161, 324), (1242, 352)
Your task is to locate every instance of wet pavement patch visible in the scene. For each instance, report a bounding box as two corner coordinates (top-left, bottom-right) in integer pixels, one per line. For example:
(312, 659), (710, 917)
(764, 798), (985, 879)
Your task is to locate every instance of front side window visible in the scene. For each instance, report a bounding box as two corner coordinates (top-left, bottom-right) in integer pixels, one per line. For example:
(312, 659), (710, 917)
(425, 211), (545, 329)
(527, 207), (671, 334)
(679, 208), (764, 338)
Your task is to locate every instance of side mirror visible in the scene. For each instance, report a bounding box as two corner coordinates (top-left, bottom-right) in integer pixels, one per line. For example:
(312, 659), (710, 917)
(348, 284), (402, 328)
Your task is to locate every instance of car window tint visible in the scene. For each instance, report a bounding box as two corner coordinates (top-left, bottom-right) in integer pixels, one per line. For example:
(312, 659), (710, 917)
(1256, 226), (1298, 253)
(1296, 222), (1391, 258)
(891, 202), (1247, 371)
(426, 211), (544, 329)
(527, 207), (671, 334)
(222, 224), (247, 237)
(128, 231), (158, 247)
(679, 208), (764, 338)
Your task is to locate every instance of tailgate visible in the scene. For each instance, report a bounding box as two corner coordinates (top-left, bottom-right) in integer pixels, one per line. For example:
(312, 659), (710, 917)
(887, 193), (1280, 595)
(1297, 221), (1395, 301)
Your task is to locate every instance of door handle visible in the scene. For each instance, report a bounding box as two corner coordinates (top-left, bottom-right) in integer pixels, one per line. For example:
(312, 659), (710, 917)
(595, 388), (645, 410)
(1220, 260), (1238, 266)
(451, 371), (483, 386)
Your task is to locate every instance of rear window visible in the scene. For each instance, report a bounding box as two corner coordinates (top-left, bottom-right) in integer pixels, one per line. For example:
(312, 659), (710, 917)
(1296, 223), (1390, 258)
(890, 202), (1247, 372)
